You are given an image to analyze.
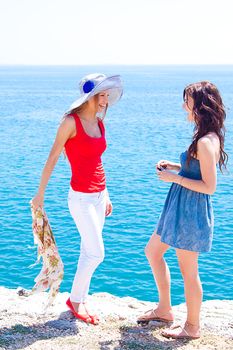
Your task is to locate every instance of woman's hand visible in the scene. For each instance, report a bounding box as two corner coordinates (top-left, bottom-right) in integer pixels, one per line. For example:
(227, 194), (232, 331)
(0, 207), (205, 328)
(156, 160), (180, 171)
(105, 197), (113, 217)
(157, 169), (179, 183)
(31, 193), (44, 210)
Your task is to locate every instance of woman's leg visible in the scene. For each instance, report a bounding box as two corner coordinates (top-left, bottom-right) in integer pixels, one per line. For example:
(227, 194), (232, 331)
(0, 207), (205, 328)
(138, 232), (174, 321)
(68, 191), (105, 309)
(82, 190), (106, 304)
(176, 249), (202, 326)
(163, 249), (201, 337)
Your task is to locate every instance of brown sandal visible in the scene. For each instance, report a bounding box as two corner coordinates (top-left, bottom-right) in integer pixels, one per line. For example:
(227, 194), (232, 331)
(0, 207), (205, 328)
(137, 309), (174, 325)
(162, 324), (200, 339)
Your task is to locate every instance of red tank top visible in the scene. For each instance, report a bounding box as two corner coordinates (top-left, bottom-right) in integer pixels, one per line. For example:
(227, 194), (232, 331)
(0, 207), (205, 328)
(64, 114), (107, 192)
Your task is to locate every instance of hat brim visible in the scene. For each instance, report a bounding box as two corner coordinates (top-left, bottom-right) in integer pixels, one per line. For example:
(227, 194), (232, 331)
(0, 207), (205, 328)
(67, 75), (123, 112)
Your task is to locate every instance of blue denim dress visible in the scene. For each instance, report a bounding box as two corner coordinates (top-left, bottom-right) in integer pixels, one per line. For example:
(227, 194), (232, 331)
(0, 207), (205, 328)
(156, 151), (214, 252)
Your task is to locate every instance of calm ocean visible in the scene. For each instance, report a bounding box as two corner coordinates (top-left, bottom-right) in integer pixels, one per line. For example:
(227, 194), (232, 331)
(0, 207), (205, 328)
(0, 65), (232, 305)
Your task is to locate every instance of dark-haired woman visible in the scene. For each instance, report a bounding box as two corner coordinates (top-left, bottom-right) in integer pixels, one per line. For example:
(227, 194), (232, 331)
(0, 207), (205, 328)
(137, 81), (227, 339)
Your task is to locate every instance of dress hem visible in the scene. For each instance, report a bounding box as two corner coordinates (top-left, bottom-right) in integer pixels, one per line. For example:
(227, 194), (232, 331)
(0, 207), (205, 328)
(156, 229), (211, 253)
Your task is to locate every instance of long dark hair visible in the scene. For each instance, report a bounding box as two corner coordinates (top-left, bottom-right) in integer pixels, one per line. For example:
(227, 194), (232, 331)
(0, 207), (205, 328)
(183, 81), (228, 171)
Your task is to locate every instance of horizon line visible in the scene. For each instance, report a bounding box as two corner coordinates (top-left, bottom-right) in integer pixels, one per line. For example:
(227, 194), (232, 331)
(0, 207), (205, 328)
(1, 63), (233, 67)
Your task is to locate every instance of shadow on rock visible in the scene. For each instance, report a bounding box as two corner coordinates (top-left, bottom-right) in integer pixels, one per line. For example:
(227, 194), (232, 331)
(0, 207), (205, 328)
(99, 322), (192, 350)
(0, 311), (79, 350)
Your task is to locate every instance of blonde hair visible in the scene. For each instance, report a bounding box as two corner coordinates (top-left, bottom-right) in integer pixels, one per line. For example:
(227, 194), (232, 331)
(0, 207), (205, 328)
(62, 94), (108, 121)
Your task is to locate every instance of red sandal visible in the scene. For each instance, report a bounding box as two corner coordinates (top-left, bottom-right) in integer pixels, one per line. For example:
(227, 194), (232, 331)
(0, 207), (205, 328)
(82, 301), (100, 325)
(66, 298), (92, 324)
(89, 314), (100, 325)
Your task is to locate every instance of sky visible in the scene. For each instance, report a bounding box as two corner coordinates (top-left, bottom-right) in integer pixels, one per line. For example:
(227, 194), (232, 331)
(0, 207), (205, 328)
(0, 0), (233, 65)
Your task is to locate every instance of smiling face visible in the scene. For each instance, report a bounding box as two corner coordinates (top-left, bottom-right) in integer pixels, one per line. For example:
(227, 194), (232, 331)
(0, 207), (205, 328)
(183, 93), (195, 122)
(87, 91), (110, 114)
(97, 91), (110, 113)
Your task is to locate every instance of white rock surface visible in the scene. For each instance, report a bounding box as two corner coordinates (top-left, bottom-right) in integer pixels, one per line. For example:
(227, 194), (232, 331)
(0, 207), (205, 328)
(0, 287), (233, 350)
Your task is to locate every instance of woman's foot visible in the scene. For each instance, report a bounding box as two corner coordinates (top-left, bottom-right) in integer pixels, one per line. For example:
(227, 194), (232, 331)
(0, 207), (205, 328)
(66, 298), (92, 324)
(137, 308), (174, 325)
(83, 302), (100, 325)
(72, 301), (89, 316)
(162, 321), (201, 339)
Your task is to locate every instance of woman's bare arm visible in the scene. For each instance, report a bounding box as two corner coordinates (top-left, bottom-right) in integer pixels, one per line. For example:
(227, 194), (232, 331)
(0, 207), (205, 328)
(158, 137), (218, 195)
(32, 117), (75, 208)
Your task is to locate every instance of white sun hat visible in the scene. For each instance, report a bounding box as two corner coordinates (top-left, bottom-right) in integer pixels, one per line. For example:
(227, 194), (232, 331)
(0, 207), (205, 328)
(67, 73), (123, 112)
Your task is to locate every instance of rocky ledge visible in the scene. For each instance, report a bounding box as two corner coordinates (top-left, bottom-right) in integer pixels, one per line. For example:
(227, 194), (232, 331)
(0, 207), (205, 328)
(0, 287), (232, 350)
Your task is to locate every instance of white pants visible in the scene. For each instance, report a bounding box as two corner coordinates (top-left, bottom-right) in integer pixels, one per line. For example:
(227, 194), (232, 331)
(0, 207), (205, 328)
(68, 187), (106, 303)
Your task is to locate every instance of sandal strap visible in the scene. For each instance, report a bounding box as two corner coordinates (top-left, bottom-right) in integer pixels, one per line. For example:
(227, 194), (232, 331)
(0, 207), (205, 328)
(151, 309), (158, 318)
(138, 308), (173, 322)
(170, 324), (182, 330)
(137, 309), (153, 321)
(164, 324), (192, 337)
(182, 327), (189, 336)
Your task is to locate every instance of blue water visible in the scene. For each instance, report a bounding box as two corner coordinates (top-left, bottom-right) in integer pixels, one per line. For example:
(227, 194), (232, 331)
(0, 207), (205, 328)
(0, 65), (233, 305)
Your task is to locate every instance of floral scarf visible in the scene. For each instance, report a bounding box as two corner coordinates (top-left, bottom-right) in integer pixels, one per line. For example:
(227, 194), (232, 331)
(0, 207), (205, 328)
(28, 203), (64, 308)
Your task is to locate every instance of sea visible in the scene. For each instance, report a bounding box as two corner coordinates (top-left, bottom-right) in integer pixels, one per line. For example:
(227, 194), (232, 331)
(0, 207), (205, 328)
(0, 65), (232, 305)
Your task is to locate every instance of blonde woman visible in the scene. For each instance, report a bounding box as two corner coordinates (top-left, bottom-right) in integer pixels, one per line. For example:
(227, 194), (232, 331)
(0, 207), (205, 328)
(32, 73), (123, 325)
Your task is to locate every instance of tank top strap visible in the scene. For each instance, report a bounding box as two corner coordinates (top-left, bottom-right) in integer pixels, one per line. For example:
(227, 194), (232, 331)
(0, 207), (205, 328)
(98, 118), (105, 137)
(70, 113), (85, 136)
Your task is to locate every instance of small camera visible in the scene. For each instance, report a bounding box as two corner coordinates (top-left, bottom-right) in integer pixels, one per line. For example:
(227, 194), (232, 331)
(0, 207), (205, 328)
(157, 165), (167, 171)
